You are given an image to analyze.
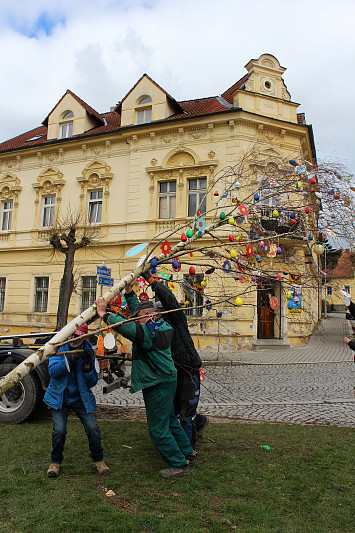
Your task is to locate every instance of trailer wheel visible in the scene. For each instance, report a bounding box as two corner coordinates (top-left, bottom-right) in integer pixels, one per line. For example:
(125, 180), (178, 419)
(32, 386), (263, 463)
(0, 363), (43, 424)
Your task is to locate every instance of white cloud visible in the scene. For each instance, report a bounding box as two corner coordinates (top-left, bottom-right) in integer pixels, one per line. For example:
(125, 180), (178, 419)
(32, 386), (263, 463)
(0, 0), (354, 175)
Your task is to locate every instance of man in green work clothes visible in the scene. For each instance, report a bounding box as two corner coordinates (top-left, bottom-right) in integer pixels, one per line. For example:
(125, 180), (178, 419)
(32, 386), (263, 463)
(95, 285), (198, 478)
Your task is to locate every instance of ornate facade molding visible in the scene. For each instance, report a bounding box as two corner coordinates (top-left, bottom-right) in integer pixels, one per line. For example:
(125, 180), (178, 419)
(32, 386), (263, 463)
(32, 167), (65, 205)
(0, 173), (22, 205)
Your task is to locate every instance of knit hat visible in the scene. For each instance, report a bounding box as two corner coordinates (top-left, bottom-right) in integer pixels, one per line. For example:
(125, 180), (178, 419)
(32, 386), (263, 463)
(154, 301), (164, 311)
(130, 301), (155, 318)
(74, 323), (88, 336)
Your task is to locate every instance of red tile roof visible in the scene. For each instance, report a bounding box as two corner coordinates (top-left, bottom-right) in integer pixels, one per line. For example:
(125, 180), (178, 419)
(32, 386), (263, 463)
(326, 251), (355, 279)
(221, 74), (249, 104)
(0, 73), (306, 154)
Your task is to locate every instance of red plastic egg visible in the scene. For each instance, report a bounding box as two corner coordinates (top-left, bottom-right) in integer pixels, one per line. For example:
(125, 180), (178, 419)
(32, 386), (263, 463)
(189, 266), (196, 275)
(229, 234), (235, 242)
(181, 233), (187, 242)
(310, 177), (317, 184)
(305, 207), (310, 214)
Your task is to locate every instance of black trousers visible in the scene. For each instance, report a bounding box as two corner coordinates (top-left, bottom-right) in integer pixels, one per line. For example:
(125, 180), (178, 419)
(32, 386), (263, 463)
(174, 368), (200, 449)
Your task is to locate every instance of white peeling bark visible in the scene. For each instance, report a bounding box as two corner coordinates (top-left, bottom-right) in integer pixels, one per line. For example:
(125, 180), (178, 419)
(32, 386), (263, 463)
(0, 216), (225, 396)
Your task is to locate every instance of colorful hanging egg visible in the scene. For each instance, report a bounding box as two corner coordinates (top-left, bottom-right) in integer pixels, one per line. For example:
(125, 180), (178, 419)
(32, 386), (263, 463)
(230, 249), (237, 259)
(189, 266), (195, 275)
(229, 234), (235, 242)
(254, 193), (260, 201)
(289, 160), (298, 166)
(286, 291), (291, 299)
(201, 279), (207, 288)
(172, 258), (181, 272)
(259, 241), (265, 247)
(235, 297), (243, 306)
(181, 233), (187, 242)
(150, 258), (158, 268)
(219, 212), (226, 220)
(214, 190), (219, 196)
(217, 310), (223, 318)
(276, 247), (282, 254)
(310, 177), (317, 184)
(290, 212), (296, 219)
(305, 207), (310, 214)
(186, 229), (193, 238)
(276, 273), (282, 280)
(228, 217), (235, 225)
(272, 209), (279, 218)
(296, 181), (302, 189)
(256, 255), (262, 262)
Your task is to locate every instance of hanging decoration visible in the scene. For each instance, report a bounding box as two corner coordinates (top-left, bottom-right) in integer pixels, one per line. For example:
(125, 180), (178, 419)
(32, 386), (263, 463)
(246, 244), (253, 258)
(195, 216), (207, 232)
(222, 260), (232, 273)
(172, 258), (181, 272)
(186, 229), (193, 238)
(268, 244), (278, 258)
(161, 240), (172, 256)
(126, 242), (149, 257)
(139, 293), (150, 302)
(238, 204), (249, 216)
(205, 299), (212, 311)
(269, 296), (279, 309)
(235, 297), (243, 307)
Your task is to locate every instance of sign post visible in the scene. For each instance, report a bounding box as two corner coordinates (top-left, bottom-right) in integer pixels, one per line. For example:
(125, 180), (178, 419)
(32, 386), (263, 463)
(96, 262), (114, 328)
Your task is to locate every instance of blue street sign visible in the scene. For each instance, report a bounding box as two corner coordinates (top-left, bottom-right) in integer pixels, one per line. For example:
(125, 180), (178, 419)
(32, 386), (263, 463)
(97, 276), (114, 287)
(96, 266), (111, 277)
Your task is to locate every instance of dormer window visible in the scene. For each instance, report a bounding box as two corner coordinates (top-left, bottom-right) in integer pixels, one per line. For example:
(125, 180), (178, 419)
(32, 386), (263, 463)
(59, 111), (74, 139)
(136, 96), (152, 124)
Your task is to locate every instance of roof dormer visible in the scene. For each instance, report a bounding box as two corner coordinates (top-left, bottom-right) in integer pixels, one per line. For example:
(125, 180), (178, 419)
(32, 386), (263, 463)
(115, 74), (184, 127)
(222, 54), (299, 123)
(43, 90), (104, 140)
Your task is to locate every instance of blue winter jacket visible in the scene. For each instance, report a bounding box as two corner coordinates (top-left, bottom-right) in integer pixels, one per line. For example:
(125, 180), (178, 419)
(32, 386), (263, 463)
(43, 340), (98, 414)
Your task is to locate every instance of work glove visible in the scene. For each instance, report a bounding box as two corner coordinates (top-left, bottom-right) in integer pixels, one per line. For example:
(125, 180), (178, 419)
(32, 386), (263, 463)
(69, 352), (82, 364)
(82, 348), (96, 372)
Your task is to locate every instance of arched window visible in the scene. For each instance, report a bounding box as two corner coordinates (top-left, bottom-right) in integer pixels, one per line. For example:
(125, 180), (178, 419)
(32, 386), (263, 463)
(59, 111), (74, 139)
(136, 96), (152, 124)
(138, 96), (152, 105)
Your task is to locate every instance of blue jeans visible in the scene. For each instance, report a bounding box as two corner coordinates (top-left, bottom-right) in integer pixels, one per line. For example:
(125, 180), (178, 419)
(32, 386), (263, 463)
(51, 399), (103, 464)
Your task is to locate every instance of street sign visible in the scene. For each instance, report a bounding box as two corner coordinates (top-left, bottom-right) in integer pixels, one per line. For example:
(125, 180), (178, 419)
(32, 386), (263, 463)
(97, 276), (114, 287)
(96, 266), (111, 277)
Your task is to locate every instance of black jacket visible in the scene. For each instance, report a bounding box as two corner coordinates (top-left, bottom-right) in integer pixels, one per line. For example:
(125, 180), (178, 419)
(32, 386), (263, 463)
(151, 281), (202, 370)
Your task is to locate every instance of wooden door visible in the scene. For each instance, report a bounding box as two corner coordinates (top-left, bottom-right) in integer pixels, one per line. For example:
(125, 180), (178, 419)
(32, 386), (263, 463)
(257, 282), (275, 339)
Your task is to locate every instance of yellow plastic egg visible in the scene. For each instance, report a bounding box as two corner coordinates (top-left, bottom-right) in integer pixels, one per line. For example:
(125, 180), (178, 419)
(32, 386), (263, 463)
(201, 279), (207, 288)
(228, 217), (235, 225)
(286, 291), (291, 299)
(235, 297), (243, 307)
(230, 249), (237, 259)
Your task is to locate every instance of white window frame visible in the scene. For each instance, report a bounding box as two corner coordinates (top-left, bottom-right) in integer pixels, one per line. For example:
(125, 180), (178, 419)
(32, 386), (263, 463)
(188, 178), (207, 217)
(41, 195), (56, 228)
(0, 277), (6, 312)
(87, 189), (103, 224)
(81, 276), (97, 312)
(1, 200), (13, 231)
(158, 181), (176, 219)
(136, 96), (152, 124)
(182, 274), (204, 317)
(59, 121), (73, 139)
(34, 277), (49, 313)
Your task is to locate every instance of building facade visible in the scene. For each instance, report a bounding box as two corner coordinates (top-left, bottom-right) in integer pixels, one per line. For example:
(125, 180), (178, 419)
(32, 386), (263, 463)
(0, 53), (319, 351)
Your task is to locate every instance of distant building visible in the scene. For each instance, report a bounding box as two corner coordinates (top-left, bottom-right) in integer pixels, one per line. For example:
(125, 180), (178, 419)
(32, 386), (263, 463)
(324, 250), (355, 312)
(0, 53), (319, 351)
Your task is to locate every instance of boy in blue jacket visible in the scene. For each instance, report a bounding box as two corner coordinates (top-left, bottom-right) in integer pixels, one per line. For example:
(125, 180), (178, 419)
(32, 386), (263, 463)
(44, 324), (109, 478)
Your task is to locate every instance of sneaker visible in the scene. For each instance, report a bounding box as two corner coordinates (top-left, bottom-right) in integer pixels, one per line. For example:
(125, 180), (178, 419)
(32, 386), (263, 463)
(93, 461), (110, 475)
(159, 464), (191, 478)
(196, 415), (209, 441)
(47, 463), (61, 478)
(187, 451), (200, 467)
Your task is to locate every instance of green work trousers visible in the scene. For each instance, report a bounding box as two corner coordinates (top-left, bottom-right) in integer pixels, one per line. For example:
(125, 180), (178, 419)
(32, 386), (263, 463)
(142, 379), (194, 468)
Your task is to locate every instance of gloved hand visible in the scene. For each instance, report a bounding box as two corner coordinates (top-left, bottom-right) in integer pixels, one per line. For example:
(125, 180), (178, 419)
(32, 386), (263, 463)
(82, 348), (95, 372)
(345, 296), (351, 307)
(69, 352), (82, 363)
(141, 271), (152, 281)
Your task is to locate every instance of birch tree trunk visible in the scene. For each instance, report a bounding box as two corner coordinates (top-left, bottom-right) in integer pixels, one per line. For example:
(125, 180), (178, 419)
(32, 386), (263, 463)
(0, 217), (224, 396)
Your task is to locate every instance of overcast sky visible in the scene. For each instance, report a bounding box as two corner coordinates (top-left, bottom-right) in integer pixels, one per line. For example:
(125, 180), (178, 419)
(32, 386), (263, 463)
(0, 0), (354, 176)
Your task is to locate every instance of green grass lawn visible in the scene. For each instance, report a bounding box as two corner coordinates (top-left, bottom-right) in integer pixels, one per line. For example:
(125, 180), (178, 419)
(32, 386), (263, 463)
(0, 415), (354, 533)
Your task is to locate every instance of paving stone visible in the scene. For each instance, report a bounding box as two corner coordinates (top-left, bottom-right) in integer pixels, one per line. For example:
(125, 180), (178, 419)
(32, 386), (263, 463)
(94, 315), (355, 427)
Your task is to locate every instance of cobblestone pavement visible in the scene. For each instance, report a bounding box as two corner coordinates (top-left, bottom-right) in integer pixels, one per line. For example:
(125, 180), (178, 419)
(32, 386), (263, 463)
(94, 315), (355, 427)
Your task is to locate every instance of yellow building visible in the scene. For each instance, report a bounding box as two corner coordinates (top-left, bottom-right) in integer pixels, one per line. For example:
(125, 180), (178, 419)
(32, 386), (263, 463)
(323, 250), (355, 312)
(0, 53), (320, 352)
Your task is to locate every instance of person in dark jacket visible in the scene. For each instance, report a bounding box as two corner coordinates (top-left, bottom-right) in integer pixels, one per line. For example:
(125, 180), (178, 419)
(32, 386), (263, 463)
(143, 276), (208, 448)
(343, 299), (355, 362)
(95, 289), (197, 478)
(44, 324), (110, 478)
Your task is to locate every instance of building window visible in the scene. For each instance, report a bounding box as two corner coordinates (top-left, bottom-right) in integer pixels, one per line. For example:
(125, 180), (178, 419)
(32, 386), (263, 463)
(87, 189), (103, 224)
(0, 278), (5, 311)
(59, 111), (74, 139)
(159, 181), (176, 219)
(81, 276), (97, 312)
(34, 277), (49, 312)
(344, 285), (350, 294)
(42, 195), (55, 228)
(1, 200), (13, 231)
(182, 274), (204, 317)
(188, 178), (207, 217)
(136, 96), (152, 124)
(326, 285), (332, 296)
